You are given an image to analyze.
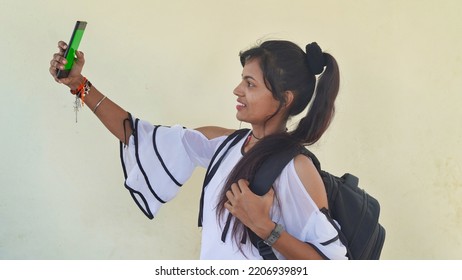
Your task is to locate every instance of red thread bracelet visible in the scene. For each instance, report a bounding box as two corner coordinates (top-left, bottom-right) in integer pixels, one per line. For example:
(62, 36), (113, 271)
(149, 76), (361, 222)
(71, 77), (87, 96)
(70, 77), (92, 105)
(70, 77), (92, 123)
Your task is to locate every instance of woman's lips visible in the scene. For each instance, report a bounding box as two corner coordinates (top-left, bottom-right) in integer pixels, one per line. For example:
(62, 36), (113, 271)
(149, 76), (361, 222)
(236, 100), (246, 111)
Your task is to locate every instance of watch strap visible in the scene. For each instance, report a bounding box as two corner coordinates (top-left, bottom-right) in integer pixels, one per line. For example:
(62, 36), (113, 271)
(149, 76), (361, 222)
(264, 223), (284, 246)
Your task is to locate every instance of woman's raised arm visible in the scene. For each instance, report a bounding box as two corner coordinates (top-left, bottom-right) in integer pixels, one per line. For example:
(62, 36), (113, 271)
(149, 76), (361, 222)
(49, 41), (132, 143)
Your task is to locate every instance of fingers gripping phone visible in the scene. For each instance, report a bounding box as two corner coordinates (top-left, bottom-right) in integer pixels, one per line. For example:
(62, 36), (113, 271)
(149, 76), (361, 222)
(56, 21), (87, 79)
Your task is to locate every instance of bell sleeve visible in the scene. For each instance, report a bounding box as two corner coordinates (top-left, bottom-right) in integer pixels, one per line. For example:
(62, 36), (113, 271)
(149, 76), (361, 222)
(119, 116), (219, 219)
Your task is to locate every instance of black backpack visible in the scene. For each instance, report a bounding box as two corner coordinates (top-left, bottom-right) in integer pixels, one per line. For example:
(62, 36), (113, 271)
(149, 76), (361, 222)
(199, 129), (386, 260)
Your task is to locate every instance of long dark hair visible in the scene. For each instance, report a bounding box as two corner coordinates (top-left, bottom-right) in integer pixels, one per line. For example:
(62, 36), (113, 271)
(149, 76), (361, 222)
(216, 40), (340, 250)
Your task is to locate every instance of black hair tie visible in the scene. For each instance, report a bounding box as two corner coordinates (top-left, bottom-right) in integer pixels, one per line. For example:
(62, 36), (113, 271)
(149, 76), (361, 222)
(306, 42), (326, 75)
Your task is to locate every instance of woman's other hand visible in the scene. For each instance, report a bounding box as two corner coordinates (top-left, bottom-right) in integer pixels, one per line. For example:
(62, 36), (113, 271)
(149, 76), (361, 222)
(224, 179), (276, 239)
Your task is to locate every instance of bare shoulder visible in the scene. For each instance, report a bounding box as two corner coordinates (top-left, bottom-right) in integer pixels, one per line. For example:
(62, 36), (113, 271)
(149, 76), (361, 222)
(293, 154), (328, 209)
(194, 126), (235, 140)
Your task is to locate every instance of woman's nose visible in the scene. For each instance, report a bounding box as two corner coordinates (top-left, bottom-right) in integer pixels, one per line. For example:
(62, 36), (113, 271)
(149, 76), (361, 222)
(233, 82), (243, 96)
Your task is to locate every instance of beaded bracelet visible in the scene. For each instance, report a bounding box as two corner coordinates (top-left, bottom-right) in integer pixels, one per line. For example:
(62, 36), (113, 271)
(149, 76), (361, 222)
(70, 77), (92, 123)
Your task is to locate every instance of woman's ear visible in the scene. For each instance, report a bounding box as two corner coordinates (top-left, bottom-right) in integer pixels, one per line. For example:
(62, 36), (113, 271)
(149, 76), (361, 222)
(283, 90), (295, 109)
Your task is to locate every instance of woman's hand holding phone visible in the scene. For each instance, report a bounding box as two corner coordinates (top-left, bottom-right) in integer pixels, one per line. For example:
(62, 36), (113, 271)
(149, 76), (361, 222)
(49, 41), (86, 90)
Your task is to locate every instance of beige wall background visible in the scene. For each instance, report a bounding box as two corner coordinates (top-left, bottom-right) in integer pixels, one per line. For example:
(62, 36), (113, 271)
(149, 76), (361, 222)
(1, 0), (461, 259)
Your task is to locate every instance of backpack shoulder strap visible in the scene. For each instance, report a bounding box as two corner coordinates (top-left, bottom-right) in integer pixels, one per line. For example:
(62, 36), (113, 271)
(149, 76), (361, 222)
(248, 144), (303, 259)
(248, 146), (327, 259)
(250, 144), (302, 195)
(198, 128), (250, 227)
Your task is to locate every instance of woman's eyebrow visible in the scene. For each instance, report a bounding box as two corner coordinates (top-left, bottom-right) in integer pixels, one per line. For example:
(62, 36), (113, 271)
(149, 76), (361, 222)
(242, 75), (257, 81)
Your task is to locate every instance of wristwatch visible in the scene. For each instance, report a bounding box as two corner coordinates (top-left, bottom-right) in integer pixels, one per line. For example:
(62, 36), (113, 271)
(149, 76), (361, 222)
(264, 223), (284, 246)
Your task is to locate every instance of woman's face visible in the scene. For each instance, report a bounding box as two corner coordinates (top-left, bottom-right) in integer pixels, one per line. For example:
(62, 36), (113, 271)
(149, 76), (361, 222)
(233, 59), (281, 126)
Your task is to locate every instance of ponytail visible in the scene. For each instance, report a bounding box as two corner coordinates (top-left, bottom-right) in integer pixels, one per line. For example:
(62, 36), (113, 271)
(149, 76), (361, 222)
(290, 49), (340, 145)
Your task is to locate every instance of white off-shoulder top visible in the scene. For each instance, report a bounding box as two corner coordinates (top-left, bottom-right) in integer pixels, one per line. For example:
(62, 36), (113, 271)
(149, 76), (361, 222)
(120, 117), (347, 260)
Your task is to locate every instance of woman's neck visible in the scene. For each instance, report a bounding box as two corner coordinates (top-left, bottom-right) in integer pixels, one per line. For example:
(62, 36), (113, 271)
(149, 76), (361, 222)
(250, 121), (287, 140)
(242, 121), (287, 153)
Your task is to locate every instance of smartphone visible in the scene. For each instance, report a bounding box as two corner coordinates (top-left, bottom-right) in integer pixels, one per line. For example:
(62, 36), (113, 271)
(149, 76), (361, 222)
(56, 21), (87, 79)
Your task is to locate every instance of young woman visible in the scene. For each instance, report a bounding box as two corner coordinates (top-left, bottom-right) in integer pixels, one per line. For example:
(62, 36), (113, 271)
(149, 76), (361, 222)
(49, 40), (347, 260)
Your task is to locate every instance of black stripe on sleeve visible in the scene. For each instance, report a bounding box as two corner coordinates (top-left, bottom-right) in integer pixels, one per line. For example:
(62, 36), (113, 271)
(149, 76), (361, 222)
(320, 234), (340, 246)
(152, 125), (182, 187)
(120, 140), (128, 180)
(133, 119), (166, 204)
(120, 123), (154, 219)
(125, 183), (155, 219)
